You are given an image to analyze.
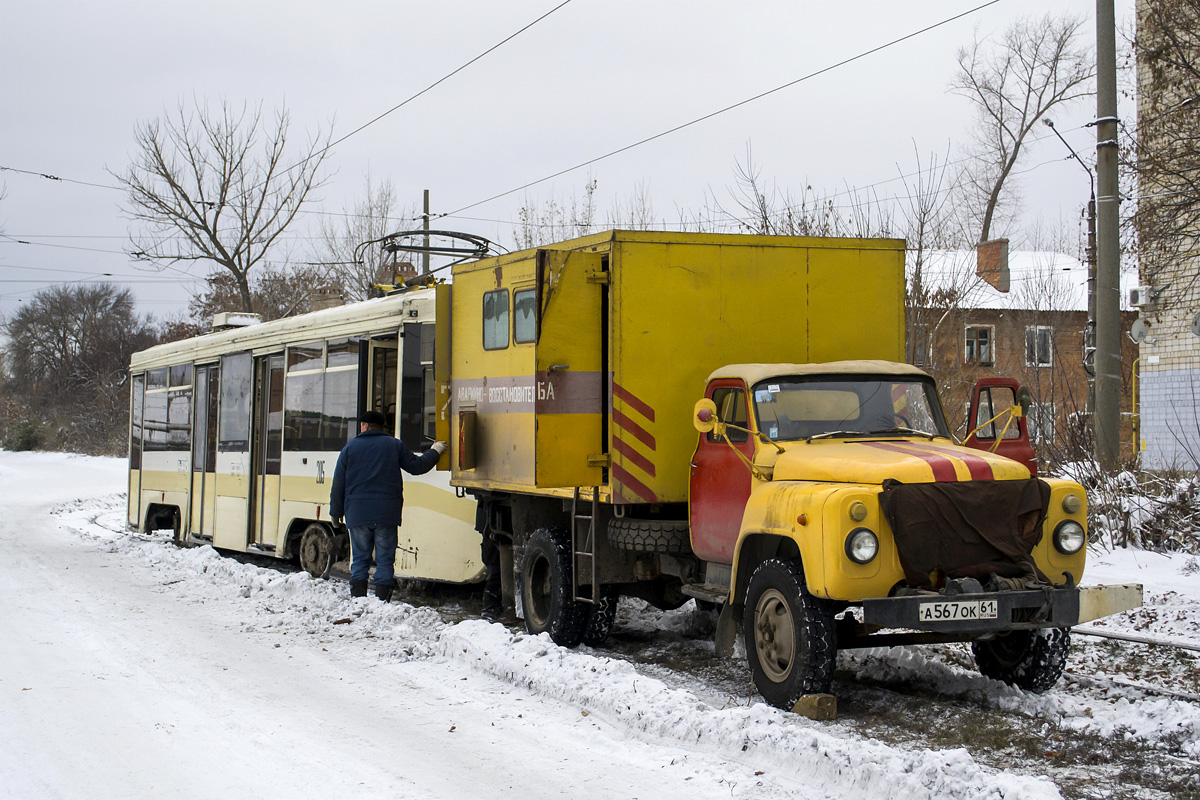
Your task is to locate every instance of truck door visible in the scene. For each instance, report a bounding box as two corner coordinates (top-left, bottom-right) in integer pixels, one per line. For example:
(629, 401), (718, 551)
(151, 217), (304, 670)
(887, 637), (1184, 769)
(965, 377), (1037, 476)
(534, 249), (606, 488)
(689, 380), (754, 564)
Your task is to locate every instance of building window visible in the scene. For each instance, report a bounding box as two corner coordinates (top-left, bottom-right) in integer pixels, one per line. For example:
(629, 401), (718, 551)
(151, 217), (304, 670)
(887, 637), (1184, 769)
(964, 325), (993, 365)
(1028, 402), (1055, 445)
(483, 289), (509, 351)
(1025, 325), (1053, 367)
(908, 324), (931, 366)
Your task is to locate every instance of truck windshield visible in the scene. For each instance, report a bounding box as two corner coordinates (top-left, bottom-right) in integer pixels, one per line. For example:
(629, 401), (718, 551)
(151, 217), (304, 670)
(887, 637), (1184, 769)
(751, 375), (950, 441)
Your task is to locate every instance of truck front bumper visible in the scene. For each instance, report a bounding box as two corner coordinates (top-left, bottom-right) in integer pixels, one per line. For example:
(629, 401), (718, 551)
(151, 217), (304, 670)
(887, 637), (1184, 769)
(861, 583), (1142, 634)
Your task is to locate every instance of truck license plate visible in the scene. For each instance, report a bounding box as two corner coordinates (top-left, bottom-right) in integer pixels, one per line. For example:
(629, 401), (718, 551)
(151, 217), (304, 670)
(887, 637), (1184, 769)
(918, 599), (999, 622)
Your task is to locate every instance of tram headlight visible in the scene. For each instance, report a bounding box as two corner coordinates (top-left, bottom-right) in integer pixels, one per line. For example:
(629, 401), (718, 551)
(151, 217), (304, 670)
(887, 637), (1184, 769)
(845, 528), (879, 564)
(1053, 520), (1086, 555)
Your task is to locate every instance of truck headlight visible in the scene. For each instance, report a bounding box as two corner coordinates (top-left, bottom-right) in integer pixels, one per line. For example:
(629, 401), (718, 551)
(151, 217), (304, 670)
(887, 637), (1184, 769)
(1053, 520), (1086, 554)
(845, 528), (879, 564)
(1061, 493), (1082, 514)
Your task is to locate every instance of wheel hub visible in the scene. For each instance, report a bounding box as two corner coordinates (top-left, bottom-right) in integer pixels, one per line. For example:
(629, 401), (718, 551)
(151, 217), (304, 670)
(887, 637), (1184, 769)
(754, 588), (795, 683)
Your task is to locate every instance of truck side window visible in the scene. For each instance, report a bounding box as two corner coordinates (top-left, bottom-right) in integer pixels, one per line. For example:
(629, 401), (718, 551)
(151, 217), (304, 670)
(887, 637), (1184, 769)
(707, 387), (748, 444)
(483, 289), (510, 350)
(513, 288), (536, 344)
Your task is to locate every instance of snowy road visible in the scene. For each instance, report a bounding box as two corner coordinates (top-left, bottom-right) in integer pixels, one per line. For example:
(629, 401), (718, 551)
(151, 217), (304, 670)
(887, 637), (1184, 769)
(3, 452), (1195, 799)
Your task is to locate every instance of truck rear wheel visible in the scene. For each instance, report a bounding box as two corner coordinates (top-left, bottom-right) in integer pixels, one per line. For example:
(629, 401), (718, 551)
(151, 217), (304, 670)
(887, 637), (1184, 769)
(582, 586), (619, 647)
(607, 518), (690, 553)
(972, 628), (1070, 693)
(521, 528), (587, 647)
(299, 523), (336, 579)
(743, 558), (836, 709)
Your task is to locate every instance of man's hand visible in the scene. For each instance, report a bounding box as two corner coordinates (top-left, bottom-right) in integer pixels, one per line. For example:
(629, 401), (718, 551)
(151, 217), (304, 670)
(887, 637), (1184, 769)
(431, 441), (448, 455)
(333, 516), (343, 527)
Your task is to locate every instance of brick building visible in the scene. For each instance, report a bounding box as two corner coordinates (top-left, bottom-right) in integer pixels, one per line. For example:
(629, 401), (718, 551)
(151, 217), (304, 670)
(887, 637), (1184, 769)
(909, 249), (1136, 464)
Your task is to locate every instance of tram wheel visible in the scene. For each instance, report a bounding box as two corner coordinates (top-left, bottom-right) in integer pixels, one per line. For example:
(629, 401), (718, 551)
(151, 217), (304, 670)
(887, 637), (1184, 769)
(299, 523), (336, 579)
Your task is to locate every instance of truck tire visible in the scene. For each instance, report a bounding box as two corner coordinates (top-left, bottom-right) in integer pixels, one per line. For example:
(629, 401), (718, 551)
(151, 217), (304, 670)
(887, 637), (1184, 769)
(521, 528), (587, 647)
(743, 558), (837, 709)
(299, 523), (336, 579)
(607, 518), (690, 554)
(972, 627), (1070, 693)
(582, 586), (620, 647)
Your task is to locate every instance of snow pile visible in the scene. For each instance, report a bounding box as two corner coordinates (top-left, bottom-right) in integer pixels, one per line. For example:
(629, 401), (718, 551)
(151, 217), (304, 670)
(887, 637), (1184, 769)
(53, 490), (1061, 800)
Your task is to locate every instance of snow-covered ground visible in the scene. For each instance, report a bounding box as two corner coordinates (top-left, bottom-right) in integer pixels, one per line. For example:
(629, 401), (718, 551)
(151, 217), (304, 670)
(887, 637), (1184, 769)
(1, 452), (1197, 799)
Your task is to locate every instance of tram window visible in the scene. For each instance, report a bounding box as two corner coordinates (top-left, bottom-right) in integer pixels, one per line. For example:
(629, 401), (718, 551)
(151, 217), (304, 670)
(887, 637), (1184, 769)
(167, 389), (192, 450)
(323, 368), (358, 450)
(147, 368), (168, 391)
(483, 289), (509, 350)
(288, 341), (323, 372)
(193, 369), (208, 471)
(169, 364), (192, 388)
(514, 288), (536, 344)
(144, 393), (169, 451)
(130, 374), (144, 469)
(420, 323), (435, 363)
(206, 368), (219, 471)
(327, 338), (359, 369)
(218, 352), (252, 452)
(284, 371), (323, 451)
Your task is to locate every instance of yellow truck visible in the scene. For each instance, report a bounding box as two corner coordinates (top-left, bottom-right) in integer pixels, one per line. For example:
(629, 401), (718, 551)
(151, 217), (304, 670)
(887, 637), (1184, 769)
(435, 229), (1141, 712)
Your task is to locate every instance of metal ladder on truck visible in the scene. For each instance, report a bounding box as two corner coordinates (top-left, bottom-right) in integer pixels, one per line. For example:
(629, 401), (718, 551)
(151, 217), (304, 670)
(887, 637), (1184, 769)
(571, 487), (599, 604)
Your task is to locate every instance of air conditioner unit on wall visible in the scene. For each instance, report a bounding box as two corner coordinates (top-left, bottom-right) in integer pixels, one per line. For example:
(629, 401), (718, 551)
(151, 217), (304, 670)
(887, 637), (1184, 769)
(1128, 286), (1152, 307)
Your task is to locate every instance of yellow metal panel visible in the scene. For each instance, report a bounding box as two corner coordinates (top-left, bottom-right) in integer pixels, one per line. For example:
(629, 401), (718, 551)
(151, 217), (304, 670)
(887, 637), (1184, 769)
(435, 283), (452, 471)
(534, 249), (605, 488)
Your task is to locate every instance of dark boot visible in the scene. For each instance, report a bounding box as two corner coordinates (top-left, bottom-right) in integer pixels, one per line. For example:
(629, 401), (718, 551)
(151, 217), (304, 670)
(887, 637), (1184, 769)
(376, 583), (394, 602)
(350, 579), (368, 598)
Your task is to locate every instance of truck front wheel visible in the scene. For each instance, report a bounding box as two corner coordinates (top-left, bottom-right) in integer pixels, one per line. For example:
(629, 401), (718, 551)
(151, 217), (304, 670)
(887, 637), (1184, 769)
(521, 528), (587, 647)
(972, 628), (1070, 693)
(743, 558), (836, 709)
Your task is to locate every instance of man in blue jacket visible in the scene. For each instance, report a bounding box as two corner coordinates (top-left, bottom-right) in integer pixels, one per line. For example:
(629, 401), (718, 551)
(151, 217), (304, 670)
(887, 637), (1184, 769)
(329, 410), (446, 601)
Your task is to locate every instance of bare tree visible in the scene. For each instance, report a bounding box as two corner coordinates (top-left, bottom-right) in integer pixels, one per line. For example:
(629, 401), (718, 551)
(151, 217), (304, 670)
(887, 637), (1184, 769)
(316, 174), (420, 301)
(950, 13), (1094, 243)
(188, 264), (342, 325)
(115, 99), (331, 313)
(706, 146), (895, 238)
(512, 177), (600, 249)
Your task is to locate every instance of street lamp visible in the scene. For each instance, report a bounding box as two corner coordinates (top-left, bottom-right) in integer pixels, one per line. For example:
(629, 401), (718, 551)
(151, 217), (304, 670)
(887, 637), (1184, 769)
(1043, 117), (1098, 390)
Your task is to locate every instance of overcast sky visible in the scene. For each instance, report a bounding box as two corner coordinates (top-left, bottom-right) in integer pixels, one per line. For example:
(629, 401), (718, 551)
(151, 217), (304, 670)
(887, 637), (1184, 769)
(0, 0), (1135, 323)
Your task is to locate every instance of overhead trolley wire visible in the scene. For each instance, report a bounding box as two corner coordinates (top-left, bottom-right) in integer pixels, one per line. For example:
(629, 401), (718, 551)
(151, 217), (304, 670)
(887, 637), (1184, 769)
(439, 0), (1000, 219)
(276, 0), (577, 179)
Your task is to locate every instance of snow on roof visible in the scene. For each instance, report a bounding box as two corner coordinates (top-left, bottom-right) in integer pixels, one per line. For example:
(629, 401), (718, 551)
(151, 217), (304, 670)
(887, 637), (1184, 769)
(914, 250), (1133, 313)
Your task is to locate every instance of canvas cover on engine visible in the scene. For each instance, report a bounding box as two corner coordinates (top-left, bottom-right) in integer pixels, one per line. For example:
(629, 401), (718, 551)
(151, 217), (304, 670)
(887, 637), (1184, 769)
(878, 478), (1053, 589)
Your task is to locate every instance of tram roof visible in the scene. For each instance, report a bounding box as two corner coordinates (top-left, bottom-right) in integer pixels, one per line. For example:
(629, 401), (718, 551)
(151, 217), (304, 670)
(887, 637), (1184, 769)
(130, 288), (436, 371)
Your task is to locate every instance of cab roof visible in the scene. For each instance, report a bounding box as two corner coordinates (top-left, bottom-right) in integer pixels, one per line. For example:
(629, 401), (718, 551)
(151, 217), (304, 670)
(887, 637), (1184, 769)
(706, 361), (932, 386)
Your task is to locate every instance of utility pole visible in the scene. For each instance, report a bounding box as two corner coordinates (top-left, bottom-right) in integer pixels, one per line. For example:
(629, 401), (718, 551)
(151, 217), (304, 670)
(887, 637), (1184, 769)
(422, 189), (431, 275)
(1094, 0), (1122, 471)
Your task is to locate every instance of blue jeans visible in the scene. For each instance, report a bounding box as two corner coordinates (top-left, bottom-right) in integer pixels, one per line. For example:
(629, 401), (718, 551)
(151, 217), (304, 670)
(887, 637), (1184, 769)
(348, 524), (398, 586)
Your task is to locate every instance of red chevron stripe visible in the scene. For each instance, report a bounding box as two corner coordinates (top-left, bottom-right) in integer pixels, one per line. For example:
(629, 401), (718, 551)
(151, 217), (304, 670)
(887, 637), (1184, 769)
(864, 441), (959, 482)
(612, 435), (656, 477)
(612, 463), (658, 503)
(613, 408), (656, 450)
(912, 442), (995, 480)
(612, 382), (656, 422)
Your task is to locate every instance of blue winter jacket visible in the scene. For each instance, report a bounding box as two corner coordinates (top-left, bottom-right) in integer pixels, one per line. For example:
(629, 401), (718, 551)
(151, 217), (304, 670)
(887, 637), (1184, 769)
(329, 430), (439, 528)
